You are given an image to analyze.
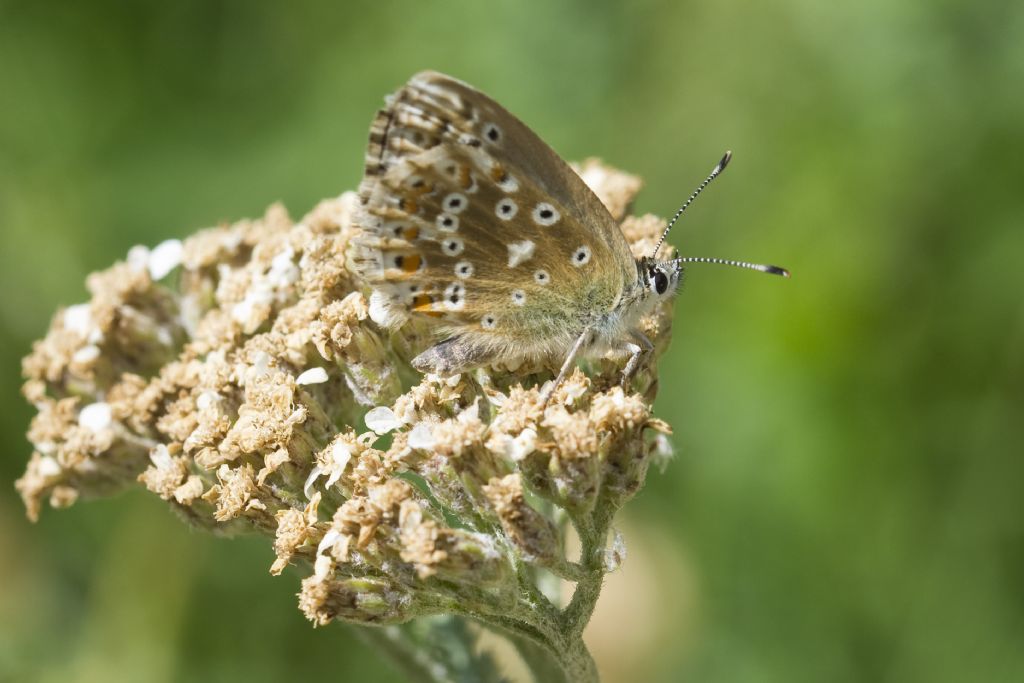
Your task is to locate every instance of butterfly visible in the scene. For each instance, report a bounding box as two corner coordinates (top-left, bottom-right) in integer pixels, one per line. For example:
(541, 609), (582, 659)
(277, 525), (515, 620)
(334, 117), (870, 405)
(351, 71), (788, 396)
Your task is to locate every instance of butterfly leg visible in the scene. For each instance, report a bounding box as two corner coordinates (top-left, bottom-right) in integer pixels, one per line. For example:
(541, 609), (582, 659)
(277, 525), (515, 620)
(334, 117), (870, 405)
(540, 327), (594, 406)
(620, 330), (654, 387)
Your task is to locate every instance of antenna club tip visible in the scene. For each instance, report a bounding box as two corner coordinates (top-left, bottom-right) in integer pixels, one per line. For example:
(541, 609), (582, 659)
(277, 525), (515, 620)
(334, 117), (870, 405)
(768, 265), (791, 278)
(719, 150), (733, 170)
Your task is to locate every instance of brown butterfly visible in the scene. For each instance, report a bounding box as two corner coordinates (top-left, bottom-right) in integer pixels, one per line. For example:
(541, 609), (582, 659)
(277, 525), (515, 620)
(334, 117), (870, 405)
(350, 72), (788, 395)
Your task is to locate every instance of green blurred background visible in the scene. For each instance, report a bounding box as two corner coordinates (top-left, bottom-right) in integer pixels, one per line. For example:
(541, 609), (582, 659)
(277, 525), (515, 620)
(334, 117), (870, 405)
(2, 1), (1022, 681)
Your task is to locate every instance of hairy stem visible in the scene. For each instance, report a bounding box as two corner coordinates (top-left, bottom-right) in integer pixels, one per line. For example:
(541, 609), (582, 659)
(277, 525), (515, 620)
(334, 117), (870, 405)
(352, 626), (448, 683)
(562, 515), (607, 639)
(354, 616), (507, 683)
(505, 631), (569, 683)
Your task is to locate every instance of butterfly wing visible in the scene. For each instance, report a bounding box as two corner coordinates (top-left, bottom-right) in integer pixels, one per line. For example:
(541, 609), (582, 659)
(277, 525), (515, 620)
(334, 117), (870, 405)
(353, 71), (636, 367)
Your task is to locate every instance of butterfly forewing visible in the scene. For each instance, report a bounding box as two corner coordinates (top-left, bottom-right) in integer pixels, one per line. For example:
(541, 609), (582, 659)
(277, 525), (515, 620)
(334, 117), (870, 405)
(354, 71), (636, 360)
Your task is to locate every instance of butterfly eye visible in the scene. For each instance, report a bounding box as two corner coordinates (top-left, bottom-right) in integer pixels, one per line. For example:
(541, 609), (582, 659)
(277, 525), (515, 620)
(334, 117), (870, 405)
(653, 270), (669, 295)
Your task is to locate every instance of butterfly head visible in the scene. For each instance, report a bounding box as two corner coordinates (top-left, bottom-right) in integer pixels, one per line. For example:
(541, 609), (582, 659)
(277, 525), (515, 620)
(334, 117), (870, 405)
(638, 254), (683, 302)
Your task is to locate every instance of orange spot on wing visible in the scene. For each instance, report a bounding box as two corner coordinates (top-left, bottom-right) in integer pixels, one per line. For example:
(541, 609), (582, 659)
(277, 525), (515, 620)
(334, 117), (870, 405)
(409, 182), (434, 197)
(412, 294), (443, 317)
(401, 254), (423, 273)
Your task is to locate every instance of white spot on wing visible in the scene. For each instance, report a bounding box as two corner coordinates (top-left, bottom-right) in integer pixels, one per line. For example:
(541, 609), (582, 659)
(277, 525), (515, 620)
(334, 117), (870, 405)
(572, 245), (592, 267)
(496, 198), (518, 220)
(507, 240), (535, 268)
(443, 193), (468, 214)
(483, 122), (502, 143)
(436, 213), (459, 232)
(497, 174), (519, 193)
(441, 237), (464, 256)
(532, 203), (560, 227)
(444, 282), (466, 310)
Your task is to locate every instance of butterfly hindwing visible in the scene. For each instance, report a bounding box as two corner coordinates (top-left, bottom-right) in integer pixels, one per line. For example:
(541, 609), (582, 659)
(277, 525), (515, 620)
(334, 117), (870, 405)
(354, 72), (637, 365)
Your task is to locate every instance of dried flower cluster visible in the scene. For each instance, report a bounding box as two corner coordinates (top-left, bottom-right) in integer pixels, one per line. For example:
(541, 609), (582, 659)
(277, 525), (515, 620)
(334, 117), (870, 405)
(17, 159), (675, 683)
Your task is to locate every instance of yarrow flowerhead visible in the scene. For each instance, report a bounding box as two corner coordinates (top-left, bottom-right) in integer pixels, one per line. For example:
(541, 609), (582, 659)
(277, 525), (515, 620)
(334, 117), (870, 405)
(17, 160), (675, 678)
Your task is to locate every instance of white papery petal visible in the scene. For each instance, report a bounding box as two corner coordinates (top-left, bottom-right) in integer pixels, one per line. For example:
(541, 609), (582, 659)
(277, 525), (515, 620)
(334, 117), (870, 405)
(149, 444), (174, 470)
(303, 465), (323, 499)
(296, 367), (329, 385)
(72, 345), (101, 364)
(365, 406), (402, 434)
(63, 304), (92, 337)
(313, 554), (333, 580)
(408, 423), (436, 450)
(37, 456), (61, 477)
(78, 402), (112, 432)
(148, 239), (183, 280)
(317, 528), (341, 557)
(325, 441), (352, 488)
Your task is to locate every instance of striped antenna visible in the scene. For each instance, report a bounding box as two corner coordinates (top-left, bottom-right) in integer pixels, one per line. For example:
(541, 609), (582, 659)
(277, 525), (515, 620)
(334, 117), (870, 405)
(651, 150), (733, 258)
(674, 256), (791, 278)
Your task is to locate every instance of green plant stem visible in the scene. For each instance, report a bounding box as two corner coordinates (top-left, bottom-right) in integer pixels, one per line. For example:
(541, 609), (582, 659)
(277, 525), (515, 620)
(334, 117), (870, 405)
(352, 625), (448, 683)
(505, 630), (568, 683)
(353, 615), (510, 683)
(562, 515), (607, 639)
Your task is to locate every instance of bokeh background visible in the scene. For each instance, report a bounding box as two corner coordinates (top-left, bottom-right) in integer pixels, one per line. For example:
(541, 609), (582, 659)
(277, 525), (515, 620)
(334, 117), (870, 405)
(2, 1), (1022, 681)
